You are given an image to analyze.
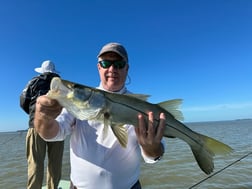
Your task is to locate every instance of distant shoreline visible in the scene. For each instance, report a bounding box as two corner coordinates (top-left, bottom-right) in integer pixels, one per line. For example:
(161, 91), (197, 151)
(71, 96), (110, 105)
(0, 129), (28, 134)
(185, 118), (252, 124)
(0, 118), (251, 133)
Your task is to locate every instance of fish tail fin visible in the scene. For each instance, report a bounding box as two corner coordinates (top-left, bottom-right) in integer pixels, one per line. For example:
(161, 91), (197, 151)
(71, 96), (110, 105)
(111, 124), (128, 148)
(191, 134), (233, 174)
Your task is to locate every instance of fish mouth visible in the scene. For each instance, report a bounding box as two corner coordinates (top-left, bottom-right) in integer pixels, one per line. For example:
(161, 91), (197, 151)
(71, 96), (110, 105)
(48, 77), (73, 98)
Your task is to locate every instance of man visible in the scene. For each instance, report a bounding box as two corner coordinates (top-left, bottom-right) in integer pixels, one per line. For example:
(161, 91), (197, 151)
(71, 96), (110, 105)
(20, 60), (64, 189)
(34, 43), (166, 189)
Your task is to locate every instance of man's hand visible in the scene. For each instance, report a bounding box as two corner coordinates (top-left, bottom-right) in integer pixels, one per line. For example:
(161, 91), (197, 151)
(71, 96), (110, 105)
(135, 112), (166, 159)
(36, 95), (62, 120)
(34, 95), (62, 139)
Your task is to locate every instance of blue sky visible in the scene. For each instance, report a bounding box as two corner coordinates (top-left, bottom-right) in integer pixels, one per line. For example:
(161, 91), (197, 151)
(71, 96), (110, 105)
(0, 0), (251, 132)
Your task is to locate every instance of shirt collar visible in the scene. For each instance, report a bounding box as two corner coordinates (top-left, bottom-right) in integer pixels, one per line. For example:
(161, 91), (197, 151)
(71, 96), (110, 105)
(97, 82), (128, 94)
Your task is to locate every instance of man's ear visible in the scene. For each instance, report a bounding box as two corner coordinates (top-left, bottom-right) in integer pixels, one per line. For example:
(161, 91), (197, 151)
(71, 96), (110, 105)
(126, 64), (129, 71)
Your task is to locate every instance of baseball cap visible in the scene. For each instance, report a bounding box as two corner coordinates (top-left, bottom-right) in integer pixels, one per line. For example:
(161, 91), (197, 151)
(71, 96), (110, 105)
(97, 42), (128, 63)
(34, 60), (59, 74)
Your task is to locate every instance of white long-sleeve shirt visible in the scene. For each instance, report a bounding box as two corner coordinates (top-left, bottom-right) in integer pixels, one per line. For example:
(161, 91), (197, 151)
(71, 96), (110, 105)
(46, 85), (164, 189)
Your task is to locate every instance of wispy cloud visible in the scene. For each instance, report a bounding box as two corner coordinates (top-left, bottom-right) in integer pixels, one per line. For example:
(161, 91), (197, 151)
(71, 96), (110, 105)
(182, 102), (252, 112)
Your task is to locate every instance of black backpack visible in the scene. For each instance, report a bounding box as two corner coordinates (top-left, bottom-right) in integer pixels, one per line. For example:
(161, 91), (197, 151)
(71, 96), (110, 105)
(20, 73), (60, 126)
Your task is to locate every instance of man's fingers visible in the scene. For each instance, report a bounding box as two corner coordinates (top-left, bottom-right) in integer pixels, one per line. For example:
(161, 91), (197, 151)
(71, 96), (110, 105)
(147, 112), (154, 138)
(156, 113), (166, 140)
(37, 95), (60, 107)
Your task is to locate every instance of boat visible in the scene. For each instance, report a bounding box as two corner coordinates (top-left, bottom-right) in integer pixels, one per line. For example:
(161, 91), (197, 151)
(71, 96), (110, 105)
(42, 180), (70, 189)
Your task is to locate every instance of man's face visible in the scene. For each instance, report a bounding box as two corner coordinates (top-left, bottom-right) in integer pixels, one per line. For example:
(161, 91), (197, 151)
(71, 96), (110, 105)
(97, 52), (128, 92)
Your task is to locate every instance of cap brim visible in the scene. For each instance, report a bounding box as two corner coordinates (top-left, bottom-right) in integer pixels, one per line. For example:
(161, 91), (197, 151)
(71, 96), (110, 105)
(34, 68), (43, 73)
(34, 68), (59, 74)
(98, 50), (128, 62)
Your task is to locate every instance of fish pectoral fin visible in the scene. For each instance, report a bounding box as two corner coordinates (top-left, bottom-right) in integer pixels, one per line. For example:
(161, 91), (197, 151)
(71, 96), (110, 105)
(111, 124), (128, 148)
(102, 116), (111, 140)
(158, 99), (184, 121)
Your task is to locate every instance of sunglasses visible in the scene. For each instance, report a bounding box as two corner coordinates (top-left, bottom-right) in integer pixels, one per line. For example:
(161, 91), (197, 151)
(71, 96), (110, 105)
(99, 60), (126, 69)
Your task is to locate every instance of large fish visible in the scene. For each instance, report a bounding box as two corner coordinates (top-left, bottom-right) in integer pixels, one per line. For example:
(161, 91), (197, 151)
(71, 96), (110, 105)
(47, 77), (232, 175)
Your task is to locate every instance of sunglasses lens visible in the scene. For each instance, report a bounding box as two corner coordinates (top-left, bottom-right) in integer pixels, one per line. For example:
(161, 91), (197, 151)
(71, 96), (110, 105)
(99, 60), (126, 69)
(99, 60), (112, 68)
(113, 61), (126, 69)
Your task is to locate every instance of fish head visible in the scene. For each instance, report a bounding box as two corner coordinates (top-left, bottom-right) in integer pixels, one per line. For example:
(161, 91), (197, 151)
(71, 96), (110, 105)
(48, 77), (93, 101)
(47, 77), (106, 120)
(47, 77), (70, 99)
(62, 80), (93, 102)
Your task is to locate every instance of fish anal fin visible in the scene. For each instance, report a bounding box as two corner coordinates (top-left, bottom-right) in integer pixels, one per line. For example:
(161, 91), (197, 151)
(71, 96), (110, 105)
(158, 99), (184, 121)
(111, 124), (128, 148)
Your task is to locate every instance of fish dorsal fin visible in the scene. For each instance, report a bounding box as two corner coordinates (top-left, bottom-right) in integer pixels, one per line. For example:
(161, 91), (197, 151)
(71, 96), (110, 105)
(125, 94), (150, 101)
(110, 124), (128, 148)
(158, 99), (184, 121)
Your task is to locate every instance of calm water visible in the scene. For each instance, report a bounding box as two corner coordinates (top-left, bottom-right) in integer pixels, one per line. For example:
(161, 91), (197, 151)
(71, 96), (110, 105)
(0, 120), (251, 189)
